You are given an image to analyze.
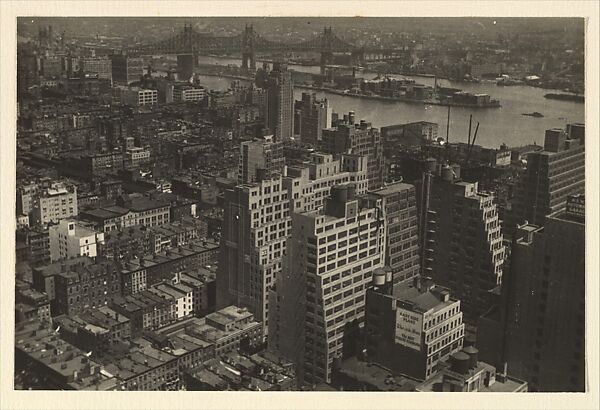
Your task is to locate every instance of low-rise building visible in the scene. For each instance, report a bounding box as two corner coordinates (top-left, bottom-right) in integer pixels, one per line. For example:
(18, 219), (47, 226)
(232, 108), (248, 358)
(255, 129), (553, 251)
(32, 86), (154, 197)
(415, 347), (527, 392)
(54, 306), (131, 353)
(49, 219), (105, 262)
(158, 307), (262, 358)
(110, 291), (177, 337)
(330, 356), (420, 392)
(33, 182), (78, 225)
(124, 147), (151, 169)
(177, 266), (217, 317)
(119, 241), (219, 296)
(173, 85), (206, 102)
(53, 259), (121, 316)
(100, 338), (181, 390)
(16, 226), (51, 266)
(184, 351), (296, 391)
(148, 282), (194, 319)
(80, 196), (170, 233)
(32, 256), (95, 306)
(365, 276), (465, 380)
(15, 288), (52, 323)
(118, 87), (158, 106)
(14, 320), (118, 390)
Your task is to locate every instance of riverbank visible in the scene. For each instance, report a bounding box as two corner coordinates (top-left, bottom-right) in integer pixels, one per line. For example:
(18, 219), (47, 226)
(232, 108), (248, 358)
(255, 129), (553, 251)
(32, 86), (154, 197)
(194, 69), (500, 109)
(194, 71), (584, 150)
(294, 84), (500, 108)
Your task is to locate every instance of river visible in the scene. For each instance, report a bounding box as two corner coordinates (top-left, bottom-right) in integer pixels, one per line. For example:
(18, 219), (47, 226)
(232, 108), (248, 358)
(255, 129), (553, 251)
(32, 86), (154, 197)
(192, 55), (585, 149)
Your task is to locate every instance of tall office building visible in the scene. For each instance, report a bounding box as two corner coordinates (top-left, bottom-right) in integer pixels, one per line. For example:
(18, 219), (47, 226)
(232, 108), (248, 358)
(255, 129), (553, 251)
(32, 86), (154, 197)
(269, 184), (386, 385)
(238, 135), (285, 184)
(321, 113), (384, 190)
(422, 164), (505, 322)
(111, 55), (145, 85)
(216, 175), (291, 339)
(81, 57), (113, 82)
(283, 152), (369, 214)
(481, 195), (585, 392)
(265, 63), (294, 141)
(294, 92), (332, 145)
(510, 124), (585, 231)
(362, 182), (421, 286)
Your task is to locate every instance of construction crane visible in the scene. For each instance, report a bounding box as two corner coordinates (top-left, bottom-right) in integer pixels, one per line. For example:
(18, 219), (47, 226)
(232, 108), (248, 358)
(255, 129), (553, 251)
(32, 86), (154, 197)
(465, 120), (480, 165)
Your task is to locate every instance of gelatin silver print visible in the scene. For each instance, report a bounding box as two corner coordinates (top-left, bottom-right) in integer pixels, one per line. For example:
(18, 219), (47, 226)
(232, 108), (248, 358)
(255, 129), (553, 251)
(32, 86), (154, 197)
(13, 15), (586, 394)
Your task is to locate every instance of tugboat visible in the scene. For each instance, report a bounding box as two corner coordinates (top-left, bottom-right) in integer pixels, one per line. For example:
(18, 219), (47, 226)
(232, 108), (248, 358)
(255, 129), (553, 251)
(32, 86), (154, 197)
(522, 112), (544, 118)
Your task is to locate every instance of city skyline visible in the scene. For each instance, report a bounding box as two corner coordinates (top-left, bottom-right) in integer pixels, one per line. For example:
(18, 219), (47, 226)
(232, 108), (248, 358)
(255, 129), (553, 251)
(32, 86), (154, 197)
(1, 4), (598, 410)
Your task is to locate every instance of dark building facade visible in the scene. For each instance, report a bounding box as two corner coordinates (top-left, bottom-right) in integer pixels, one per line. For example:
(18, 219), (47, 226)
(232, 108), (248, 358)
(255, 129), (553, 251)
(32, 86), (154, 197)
(421, 165), (505, 323)
(510, 124), (585, 232)
(265, 63), (294, 141)
(365, 275), (464, 380)
(479, 195), (585, 392)
(362, 182), (421, 286)
(321, 113), (384, 190)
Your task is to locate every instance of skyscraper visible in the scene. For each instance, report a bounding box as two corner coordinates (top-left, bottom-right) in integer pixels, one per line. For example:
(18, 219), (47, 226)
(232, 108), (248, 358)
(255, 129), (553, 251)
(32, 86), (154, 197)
(484, 195), (585, 392)
(422, 164), (505, 322)
(111, 55), (144, 85)
(321, 113), (384, 190)
(269, 184), (386, 385)
(238, 135), (285, 184)
(265, 63), (294, 141)
(510, 124), (585, 231)
(294, 92), (332, 145)
(216, 175), (291, 340)
(282, 152), (369, 214)
(362, 182), (421, 286)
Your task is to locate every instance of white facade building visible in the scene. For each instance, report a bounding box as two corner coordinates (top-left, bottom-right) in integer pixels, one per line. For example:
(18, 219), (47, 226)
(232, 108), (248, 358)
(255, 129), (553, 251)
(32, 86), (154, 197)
(269, 183), (386, 385)
(49, 219), (104, 262)
(173, 85), (206, 102)
(34, 182), (78, 225)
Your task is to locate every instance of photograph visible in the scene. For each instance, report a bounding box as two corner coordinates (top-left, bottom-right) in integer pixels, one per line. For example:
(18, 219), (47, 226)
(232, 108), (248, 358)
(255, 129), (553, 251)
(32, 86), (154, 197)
(1, 2), (598, 409)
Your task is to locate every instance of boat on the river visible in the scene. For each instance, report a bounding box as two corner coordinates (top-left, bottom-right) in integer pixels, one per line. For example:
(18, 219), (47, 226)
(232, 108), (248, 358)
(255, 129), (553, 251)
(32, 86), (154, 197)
(522, 112), (544, 118)
(544, 93), (584, 103)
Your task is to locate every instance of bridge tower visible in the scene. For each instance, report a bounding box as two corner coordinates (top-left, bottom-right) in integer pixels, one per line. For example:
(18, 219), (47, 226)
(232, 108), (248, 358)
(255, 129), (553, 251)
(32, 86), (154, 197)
(242, 24), (256, 70)
(320, 26), (334, 75)
(177, 24), (195, 80)
(351, 48), (365, 67)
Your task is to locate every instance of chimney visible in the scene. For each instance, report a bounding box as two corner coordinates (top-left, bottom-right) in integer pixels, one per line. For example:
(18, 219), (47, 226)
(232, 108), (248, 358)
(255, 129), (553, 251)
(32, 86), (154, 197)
(496, 362), (508, 383)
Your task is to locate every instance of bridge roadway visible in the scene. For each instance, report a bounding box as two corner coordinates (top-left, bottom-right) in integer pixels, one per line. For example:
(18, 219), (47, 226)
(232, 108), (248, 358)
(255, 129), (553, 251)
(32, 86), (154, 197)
(125, 24), (412, 78)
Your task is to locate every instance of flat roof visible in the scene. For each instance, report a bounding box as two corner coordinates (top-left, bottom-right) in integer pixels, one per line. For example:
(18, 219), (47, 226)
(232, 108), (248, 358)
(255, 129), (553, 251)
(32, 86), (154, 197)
(416, 362), (527, 392)
(338, 357), (419, 391)
(370, 181), (415, 196)
(393, 284), (456, 314)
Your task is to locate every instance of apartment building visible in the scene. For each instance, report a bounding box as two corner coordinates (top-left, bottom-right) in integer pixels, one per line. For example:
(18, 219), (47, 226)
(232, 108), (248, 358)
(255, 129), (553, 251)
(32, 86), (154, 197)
(270, 184), (386, 385)
(422, 164), (505, 322)
(49, 219), (105, 262)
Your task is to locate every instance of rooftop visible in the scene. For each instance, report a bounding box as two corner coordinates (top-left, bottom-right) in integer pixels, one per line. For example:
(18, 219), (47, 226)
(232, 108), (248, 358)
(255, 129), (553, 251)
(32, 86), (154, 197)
(336, 357), (419, 391)
(392, 283), (457, 314)
(416, 361), (527, 392)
